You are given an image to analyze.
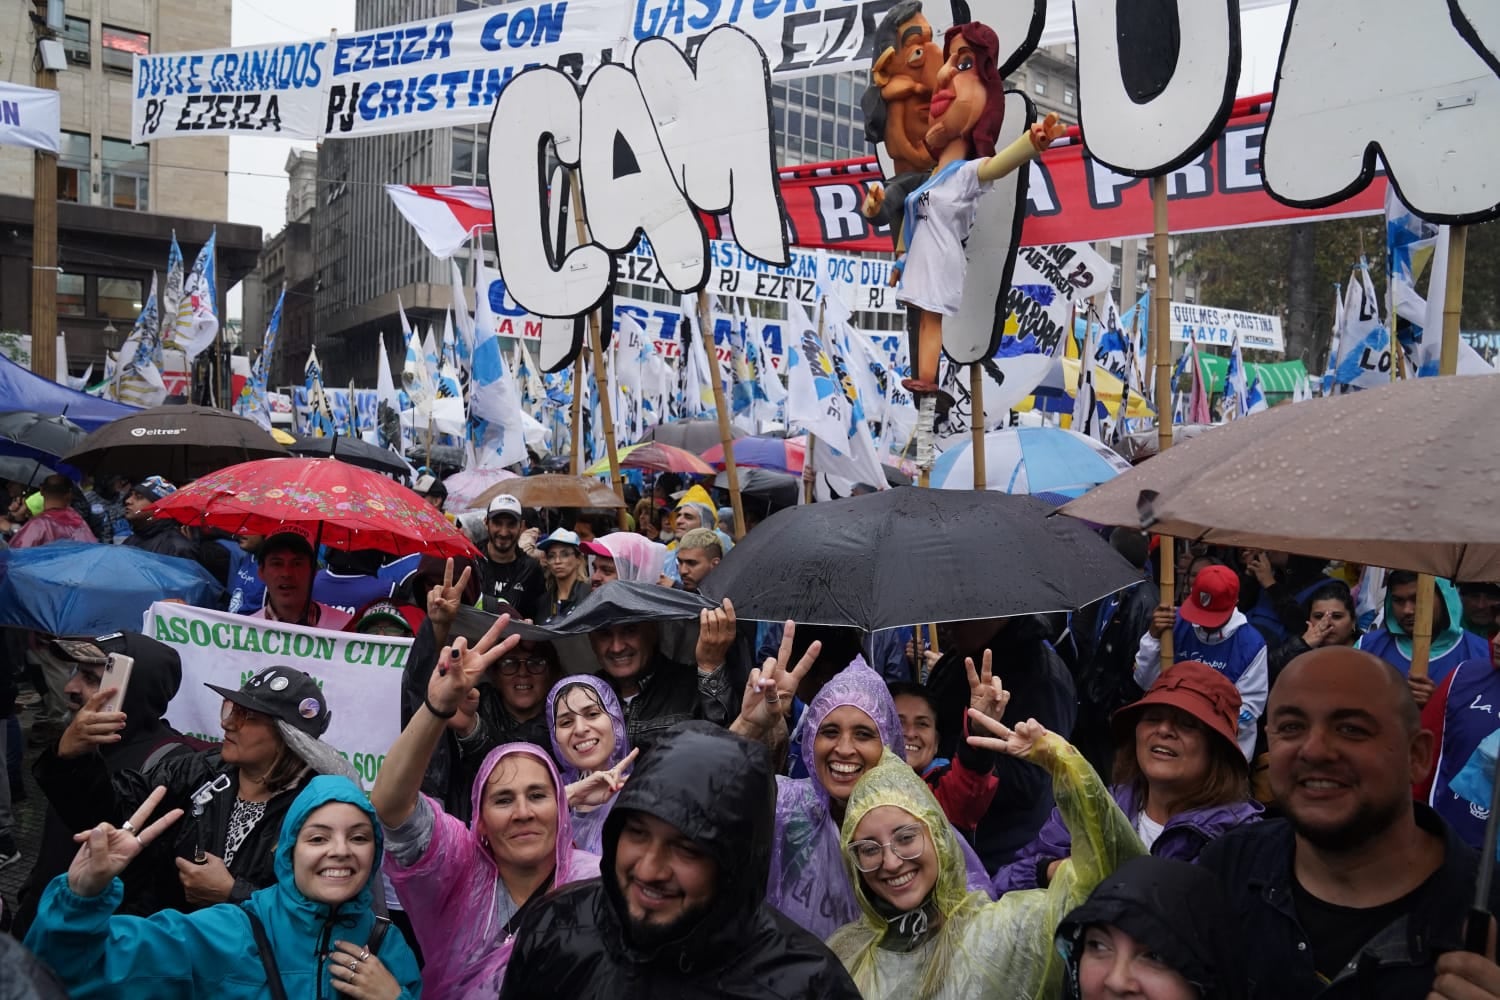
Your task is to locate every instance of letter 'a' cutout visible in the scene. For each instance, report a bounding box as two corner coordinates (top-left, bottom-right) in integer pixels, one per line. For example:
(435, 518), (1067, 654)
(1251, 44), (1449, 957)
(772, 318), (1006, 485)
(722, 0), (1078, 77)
(1263, 0), (1500, 223)
(1073, 0), (1239, 176)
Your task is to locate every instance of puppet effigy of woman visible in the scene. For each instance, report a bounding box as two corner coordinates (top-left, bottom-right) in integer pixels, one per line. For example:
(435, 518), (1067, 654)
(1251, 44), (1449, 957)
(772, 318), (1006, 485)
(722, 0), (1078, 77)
(863, 22), (1065, 396)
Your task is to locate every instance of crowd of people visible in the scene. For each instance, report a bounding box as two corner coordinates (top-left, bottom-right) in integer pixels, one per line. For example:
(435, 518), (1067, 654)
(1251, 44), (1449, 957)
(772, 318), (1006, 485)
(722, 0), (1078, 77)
(1, 460), (1499, 1000)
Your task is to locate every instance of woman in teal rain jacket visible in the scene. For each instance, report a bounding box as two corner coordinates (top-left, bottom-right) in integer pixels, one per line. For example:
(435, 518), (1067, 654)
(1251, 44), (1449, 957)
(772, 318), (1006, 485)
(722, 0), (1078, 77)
(25, 776), (422, 1000)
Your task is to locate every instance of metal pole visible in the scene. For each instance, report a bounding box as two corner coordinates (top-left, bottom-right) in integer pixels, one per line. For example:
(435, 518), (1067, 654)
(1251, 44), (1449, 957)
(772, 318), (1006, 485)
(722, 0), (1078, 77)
(1410, 224), (1467, 683)
(969, 364), (986, 490)
(1151, 176), (1176, 669)
(696, 290), (746, 540)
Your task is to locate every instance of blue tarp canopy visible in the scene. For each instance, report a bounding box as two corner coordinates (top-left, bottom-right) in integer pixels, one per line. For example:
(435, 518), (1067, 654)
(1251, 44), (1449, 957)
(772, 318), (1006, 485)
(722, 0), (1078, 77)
(0, 352), (137, 431)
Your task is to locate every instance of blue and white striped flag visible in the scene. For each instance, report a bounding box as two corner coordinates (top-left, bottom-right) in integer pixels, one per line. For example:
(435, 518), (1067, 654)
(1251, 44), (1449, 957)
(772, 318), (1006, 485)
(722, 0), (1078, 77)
(469, 272), (529, 469)
(303, 346), (336, 437)
(235, 285), (284, 429)
(1221, 334), (1249, 420)
(1244, 374), (1268, 414)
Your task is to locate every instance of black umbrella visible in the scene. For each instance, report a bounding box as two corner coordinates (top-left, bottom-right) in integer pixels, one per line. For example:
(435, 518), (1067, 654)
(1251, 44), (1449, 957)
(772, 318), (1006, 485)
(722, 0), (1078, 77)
(714, 468), (799, 511)
(699, 486), (1141, 631)
(0, 454), (59, 488)
(289, 434), (409, 477)
(0, 410), (86, 460)
(63, 404), (288, 483)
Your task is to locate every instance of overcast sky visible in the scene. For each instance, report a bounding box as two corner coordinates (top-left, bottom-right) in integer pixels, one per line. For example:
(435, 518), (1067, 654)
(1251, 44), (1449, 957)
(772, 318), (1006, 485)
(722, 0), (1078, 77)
(222, 1), (1291, 317)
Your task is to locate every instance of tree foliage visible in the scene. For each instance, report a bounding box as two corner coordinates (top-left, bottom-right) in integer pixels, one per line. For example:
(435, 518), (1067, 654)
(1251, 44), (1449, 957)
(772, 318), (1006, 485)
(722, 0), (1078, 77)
(1177, 215), (1500, 368)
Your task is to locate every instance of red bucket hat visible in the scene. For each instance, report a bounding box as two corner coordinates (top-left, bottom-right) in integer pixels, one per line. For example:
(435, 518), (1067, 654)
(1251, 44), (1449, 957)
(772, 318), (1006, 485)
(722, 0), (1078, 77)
(1112, 661), (1242, 754)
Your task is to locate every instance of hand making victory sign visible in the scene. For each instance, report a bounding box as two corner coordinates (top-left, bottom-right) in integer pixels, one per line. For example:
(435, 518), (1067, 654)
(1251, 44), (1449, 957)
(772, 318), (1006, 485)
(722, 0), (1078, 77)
(566, 747), (642, 810)
(732, 621), (822, 740)
(426, 612), (520, 721)
(965, 649), (1010, 725)
(67, 785), (184, 898)
(426, 556), (473, 649)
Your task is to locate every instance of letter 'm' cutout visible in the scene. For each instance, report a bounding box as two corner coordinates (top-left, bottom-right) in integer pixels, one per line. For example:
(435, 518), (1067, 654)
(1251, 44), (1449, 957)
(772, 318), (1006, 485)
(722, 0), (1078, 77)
(1073, 0), (1239, 176)
(633, 29), (788, 269)
(1264, 0), (1500, 223)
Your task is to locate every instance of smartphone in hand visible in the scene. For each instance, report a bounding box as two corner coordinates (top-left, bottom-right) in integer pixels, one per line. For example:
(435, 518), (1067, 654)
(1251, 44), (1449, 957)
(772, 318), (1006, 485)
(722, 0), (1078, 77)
(100, 653), (134, 714)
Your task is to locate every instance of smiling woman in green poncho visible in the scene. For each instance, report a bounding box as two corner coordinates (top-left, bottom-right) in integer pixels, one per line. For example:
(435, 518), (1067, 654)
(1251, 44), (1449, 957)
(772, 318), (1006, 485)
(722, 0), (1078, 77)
(827, 714), (1143, 1000)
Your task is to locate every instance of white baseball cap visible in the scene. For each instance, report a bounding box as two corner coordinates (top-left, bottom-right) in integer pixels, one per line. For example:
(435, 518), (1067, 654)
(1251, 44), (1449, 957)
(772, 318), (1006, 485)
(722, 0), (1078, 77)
(487, 493), (523, 520)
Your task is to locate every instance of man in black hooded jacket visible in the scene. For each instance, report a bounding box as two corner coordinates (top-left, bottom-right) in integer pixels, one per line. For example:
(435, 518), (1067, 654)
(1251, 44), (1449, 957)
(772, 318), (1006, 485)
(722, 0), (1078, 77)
(499, 722), (861, 999)
(14, 632), (199, 932)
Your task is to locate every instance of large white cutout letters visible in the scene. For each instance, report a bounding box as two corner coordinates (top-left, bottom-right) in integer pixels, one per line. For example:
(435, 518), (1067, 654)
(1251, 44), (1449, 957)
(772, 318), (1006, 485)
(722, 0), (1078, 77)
(488, 26), (787, 369)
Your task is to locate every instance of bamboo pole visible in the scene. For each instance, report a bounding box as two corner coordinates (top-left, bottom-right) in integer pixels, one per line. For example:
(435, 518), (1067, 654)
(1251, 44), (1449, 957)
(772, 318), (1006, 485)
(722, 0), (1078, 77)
(695, 291), (746, 540)
(803, 433), (817, 504)
(1151, 176), (1176, 668)
(568, 173), (627, 526)
(970, 364), (986, 490)
(1409, 225), (1467, 682)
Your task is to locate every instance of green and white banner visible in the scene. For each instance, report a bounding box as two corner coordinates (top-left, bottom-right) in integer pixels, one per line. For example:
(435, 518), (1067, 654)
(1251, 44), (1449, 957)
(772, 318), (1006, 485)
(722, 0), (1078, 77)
(145, 601), (411, 784)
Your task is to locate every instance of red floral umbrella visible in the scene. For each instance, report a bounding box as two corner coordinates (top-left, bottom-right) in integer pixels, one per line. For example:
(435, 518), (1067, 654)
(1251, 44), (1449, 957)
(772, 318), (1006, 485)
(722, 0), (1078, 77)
(149, 457), (479, 558)
(583, 442), (714, 476)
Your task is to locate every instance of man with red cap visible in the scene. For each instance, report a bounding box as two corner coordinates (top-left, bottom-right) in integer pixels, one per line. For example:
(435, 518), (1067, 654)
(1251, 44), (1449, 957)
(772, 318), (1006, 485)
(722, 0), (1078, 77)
(1133, 564), (1268, 760)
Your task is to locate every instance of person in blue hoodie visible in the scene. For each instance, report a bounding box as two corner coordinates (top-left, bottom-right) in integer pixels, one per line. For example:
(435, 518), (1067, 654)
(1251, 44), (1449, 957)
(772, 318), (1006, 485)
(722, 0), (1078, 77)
(25, 777), (422, 1000)
(1357, 570), (1489, 705)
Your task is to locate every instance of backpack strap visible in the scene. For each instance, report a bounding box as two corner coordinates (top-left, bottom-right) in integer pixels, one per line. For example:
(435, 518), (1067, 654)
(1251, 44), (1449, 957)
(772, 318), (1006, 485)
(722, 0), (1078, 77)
(366, 915), (392, 956)
(244, 909), (290, 1000)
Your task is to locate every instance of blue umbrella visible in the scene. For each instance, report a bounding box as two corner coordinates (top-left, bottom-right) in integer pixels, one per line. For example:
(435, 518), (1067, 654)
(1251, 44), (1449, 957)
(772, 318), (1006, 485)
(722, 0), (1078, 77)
(0, 542), (223, 636)
(931, 427), (1131, 496)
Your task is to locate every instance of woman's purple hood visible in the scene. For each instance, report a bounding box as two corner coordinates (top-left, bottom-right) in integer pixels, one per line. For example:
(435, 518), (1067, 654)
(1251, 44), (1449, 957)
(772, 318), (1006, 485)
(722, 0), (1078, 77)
(543, 674), (631, 783)
(793, 655), (906, 794)
(470, 742), (588, 882)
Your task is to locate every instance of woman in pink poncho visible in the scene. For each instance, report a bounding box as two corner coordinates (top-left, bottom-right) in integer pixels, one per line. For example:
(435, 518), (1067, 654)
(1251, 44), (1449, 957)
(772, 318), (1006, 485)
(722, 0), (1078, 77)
(371, 615), (600, 1000)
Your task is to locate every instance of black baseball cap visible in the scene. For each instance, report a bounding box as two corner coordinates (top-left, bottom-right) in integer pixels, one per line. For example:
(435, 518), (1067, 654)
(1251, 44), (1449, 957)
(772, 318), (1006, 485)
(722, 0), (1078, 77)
(205, 666), (331, 738)
(255, 531), (316, 567)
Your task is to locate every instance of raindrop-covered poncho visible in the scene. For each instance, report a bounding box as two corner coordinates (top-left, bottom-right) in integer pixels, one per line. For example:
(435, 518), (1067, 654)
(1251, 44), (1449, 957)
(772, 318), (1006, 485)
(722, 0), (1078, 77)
(767, 658), (994, 939)
(384, 743), (601, 1000)
(827, 735), (1143, 999)
(590, 532), (669, 584)
(545, 674), (633, 854)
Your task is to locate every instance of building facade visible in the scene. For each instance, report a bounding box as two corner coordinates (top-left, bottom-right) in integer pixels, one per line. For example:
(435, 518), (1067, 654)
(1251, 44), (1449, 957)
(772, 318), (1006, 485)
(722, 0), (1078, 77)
(0, 0), (261, 376)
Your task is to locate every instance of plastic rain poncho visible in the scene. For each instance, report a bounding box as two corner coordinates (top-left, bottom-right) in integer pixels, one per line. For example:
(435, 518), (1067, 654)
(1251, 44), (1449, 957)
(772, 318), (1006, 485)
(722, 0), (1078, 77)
(767, 658), (993, 939)
(592, 532), (668, 583)
(828, 737), (1143, 1000)
(385, 743), (601, 1000)
(546, 674), (633, 854)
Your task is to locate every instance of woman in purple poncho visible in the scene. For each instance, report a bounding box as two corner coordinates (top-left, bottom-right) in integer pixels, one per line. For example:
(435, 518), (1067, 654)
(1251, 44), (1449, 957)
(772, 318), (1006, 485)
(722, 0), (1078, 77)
(545, 674), (638, 854)
(756, 654), (999, 939)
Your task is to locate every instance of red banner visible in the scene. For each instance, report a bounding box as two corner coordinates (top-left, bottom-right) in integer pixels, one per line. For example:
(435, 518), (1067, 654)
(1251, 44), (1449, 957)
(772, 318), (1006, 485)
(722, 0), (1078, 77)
(753, 94), (1388, 253)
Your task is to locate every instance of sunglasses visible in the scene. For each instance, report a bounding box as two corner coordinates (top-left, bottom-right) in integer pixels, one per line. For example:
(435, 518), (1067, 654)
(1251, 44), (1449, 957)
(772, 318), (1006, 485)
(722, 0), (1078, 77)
(221, 701), (272, 727)
(498, 656), (551, 676)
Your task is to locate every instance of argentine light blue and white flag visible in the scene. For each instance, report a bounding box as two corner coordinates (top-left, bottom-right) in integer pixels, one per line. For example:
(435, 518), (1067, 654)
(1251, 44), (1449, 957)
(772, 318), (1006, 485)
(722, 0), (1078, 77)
(1333, 262), (1392, 390)
(469, 275), (528, 469)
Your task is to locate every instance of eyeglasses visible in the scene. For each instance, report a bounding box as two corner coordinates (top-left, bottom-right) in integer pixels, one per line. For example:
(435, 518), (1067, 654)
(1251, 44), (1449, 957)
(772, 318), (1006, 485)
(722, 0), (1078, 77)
(498, 656), (551, 676)
(221, 701), (271, 727)
(847, 823), (927, 872)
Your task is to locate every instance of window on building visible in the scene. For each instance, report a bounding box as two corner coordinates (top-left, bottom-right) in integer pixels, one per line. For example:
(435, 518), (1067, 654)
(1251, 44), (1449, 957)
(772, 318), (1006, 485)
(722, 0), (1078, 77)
(57, 274), (86, 317)
(452, 134), (475, 181)
(1033, 78), (1047, 96)
(61, 16), (91, 67)
(1064, 87), (1075, 106)
(57, 131), (90, 204)
(101, 137), (148, 211)
(101, 25), (150, 73)
(98, 277), (144, 321)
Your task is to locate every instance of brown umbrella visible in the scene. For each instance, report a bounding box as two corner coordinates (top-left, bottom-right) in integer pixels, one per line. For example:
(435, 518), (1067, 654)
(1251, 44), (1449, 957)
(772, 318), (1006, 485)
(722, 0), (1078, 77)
(472, 474), (626, 510)
(63, 404), (288, 484)
(1059, 374), (1500, 581)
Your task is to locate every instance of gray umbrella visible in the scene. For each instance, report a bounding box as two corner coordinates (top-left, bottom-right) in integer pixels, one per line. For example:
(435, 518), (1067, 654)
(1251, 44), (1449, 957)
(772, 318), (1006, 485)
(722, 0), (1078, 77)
(1060, 374), (1500, 580)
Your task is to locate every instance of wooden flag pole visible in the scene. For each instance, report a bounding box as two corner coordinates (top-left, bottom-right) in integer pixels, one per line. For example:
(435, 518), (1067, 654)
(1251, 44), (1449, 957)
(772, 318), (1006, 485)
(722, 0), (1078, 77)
(696, 290), (746, 540)
(1151, 176), (1176, 669)
(1410, 224), (1468, 682)
(568, 173), (627, 526)
(970, 364), (986, 490)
